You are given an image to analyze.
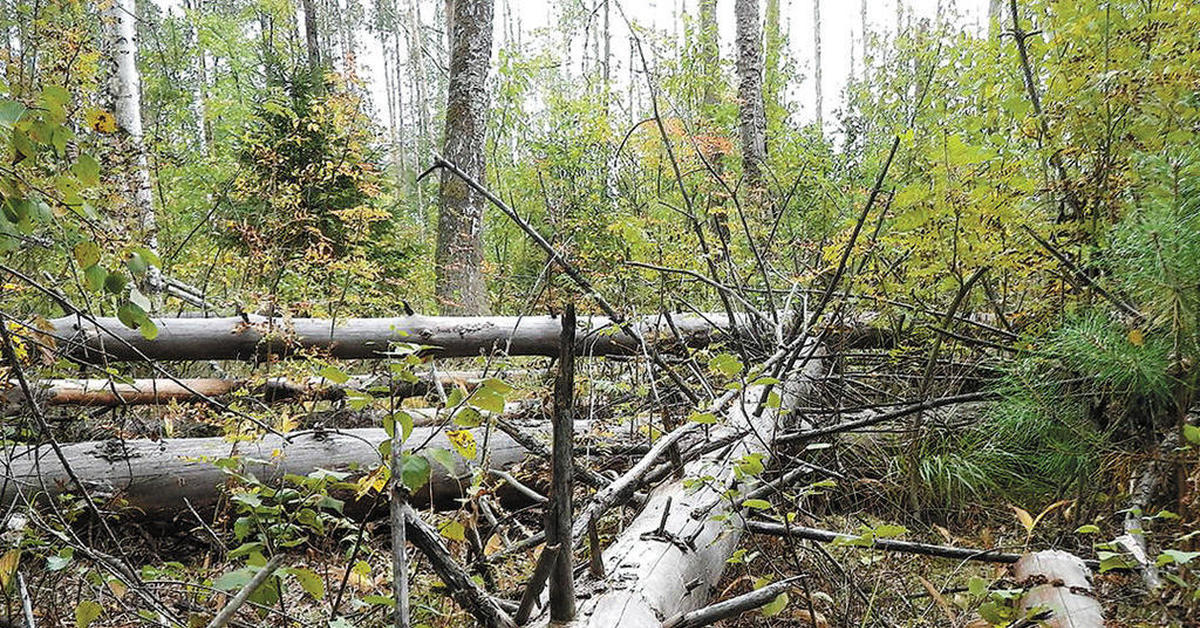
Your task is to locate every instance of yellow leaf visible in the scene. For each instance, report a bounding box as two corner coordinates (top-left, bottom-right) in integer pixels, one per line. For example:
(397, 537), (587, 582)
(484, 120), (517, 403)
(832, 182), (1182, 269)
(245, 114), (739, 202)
(1010, 505), (1035, 533)
(86, 108), (116, 134)
(107, 577), (128, 599)
(440, 520), (466, 542)
(484, 533), (505, 556)
(447, 430), (477, 460)
(1128, 329), (1145, 346)
(0, 549), (18, 589)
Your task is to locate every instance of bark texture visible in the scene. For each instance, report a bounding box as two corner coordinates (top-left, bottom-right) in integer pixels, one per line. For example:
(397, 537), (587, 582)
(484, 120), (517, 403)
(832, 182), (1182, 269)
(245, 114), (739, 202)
(1013, 551), (1104, 628)
(0, 426), (527, 515)
(39, 313), (738, 362)
(1, 371), (491, 411)
(536, 343), (823, 626)
(108, 0), (160, 295)
(436, 0), (493, 315)
(734, 0), (767, 190)
(812, 0), (823, 130)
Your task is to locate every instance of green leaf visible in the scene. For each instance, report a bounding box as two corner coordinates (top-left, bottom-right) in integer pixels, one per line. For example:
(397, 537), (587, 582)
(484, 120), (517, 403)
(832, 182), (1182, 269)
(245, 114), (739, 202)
(41, 85), (69, 120)
(742, 499), (772, 510)
(213, 567), (255, 591)
(452, 407), (484, 428)
(872, 524), (907, 539)
(0, 100), (26, 127)
(285, 567), (325, 599)
(318, 366), (350, 384)
(470, 388), (505, 414)
(139, 318), (159, 340)
(760, 591), (788, 617)
(400, 454), (431, 492)
(1157, 549), (1200, 566)
(1183, 424), (1200, 446)
(75, 600), (103, 628)
(73, 242), (101, 268)
(362, 595), (395, 608)
(1075, 524), (1101, 534)
(125, 251), (148, 277)
(708, 353), (744, 377)
(46, 548), (73, 572)
(83, 265), (107, 292)
(71, 154), (101, 187)
(427, 447), (457, 474)
(688, 411), (718, 424)
(968, 576), (988, 597)
(481, 378), (513, 395)
(116, 302), (147, 330)
(394, 411), (414, 443)
(103, 271), (128, 295)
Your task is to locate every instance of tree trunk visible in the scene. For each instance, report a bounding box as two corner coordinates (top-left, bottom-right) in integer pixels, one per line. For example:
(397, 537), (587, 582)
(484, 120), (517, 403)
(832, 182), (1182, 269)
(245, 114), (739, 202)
(697, 0), (719, 110)
(435, 0), (493, 315)
(108, 0), (161, 299)
(184, 0), (209, 153)
(812, 0), (823, 131)
(301, 0), (321, 70)
(734, 0), (767, 191)
(1013, 551), (1104, 628)
(2, 371), (499, 410)
(534, 343), (824, 626)
(1, 426), (525, 516)
(38, 312), (740, 362)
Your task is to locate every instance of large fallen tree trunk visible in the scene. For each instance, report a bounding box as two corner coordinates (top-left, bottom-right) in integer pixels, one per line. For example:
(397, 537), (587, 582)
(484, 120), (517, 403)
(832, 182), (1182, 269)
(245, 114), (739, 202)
(534, 342), (824, 627)
(38, 313), (739, 362)
(0, 424), (534, 516)
(1013, 550), (1104, 628)
(2, 370), (497, 411)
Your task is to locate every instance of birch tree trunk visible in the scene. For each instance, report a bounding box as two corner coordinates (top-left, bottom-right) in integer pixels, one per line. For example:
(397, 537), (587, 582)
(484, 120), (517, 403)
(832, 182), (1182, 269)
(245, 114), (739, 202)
(108, 0), (161, 300)
(698, 0), (719, 110)
(184, 0), (209, 153)
(813, 0), (823, 131)
(734, 0), (766, 192)
(435, 0), (493, 315)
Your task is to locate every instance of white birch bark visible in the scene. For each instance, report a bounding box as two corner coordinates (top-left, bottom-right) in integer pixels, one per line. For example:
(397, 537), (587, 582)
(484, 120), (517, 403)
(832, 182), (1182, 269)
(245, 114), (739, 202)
(108, 0), (161, 299)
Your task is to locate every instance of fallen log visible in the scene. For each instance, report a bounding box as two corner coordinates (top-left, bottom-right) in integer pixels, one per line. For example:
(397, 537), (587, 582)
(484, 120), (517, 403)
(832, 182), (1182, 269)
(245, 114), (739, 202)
(744, 521), (1103, 567)
(39, 313), (738, 362)
(535, 341), (824, 627)
(0, 425), (529, 516)
(1013, 550), (1104, 628)
(1113, 431), (1177, 592)
(1, 371), (497, 411)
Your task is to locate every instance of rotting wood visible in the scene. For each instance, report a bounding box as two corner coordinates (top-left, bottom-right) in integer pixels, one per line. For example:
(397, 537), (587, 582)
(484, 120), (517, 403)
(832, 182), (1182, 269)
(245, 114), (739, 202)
(548, 303), (577, 621)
